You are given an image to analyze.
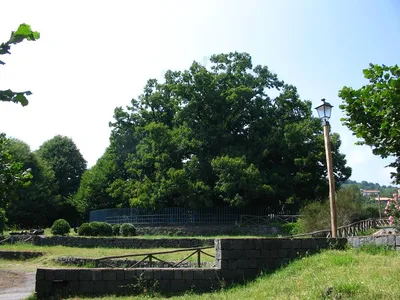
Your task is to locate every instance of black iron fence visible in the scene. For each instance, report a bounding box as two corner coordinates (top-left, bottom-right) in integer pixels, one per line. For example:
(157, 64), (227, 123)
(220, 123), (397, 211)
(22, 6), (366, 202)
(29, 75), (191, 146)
(89, 207), (293, 224)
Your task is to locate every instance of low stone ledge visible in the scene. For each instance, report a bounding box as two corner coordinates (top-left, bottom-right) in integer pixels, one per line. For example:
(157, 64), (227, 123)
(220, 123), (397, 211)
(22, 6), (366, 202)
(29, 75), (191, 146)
(0, 250), (44, 260)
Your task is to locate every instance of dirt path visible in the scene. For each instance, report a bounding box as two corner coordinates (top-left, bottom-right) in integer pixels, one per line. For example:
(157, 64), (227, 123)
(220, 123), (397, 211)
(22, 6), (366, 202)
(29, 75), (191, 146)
(0, 270), (35, 300)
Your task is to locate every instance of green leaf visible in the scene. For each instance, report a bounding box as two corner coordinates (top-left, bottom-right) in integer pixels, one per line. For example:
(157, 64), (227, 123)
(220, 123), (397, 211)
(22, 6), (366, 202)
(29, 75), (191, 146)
(14, 94), (29, 106)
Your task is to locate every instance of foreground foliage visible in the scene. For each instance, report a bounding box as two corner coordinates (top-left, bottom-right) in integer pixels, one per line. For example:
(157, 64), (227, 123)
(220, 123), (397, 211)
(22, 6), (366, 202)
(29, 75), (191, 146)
(339, 64), (400, 184)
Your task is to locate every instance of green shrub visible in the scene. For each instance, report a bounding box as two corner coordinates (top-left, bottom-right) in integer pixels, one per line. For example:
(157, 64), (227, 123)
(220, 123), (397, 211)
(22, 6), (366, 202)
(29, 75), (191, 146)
(296, 186), (363, 234)
(78, 223), (93, 236)
(50, 219), (71, 236)
(120, 223), (136, 237)
(281, 222), (300, 235)
(112, 224), (121, 236)
(95, 222), (113, 236)
(0, 208), (6, 235)
(87, 222), (111, 236)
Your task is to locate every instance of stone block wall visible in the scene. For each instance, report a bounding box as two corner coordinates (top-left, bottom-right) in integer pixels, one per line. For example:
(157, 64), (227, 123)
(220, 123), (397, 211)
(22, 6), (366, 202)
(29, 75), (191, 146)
(35, 237), (347, 298)
(348, 235), (400, 250)
(0, 250), (44, 259)
(3, 235), (214, 249)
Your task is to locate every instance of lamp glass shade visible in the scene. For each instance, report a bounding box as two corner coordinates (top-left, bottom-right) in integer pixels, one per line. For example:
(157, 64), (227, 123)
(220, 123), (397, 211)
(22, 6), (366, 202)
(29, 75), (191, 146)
(315, 100), (333, 121)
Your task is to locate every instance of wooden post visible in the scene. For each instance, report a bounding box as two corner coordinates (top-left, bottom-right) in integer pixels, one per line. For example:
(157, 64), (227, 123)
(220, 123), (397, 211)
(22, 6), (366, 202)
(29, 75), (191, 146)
(323, 123), (337, 238)
(378, 192), (382, 219)
(197, 249), (201, 267)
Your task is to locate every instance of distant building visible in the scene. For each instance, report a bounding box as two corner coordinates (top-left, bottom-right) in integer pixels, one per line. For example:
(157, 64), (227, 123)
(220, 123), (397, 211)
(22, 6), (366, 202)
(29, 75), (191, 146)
(374, 197), (392, 205)
(362, 189), (380, 197)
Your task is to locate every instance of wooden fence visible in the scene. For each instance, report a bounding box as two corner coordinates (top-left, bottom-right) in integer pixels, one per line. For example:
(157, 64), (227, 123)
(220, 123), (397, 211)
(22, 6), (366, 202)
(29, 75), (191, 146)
(239, 214), (301, 226)
(93, 246), (215, 268)
(287, 218), (391, 238)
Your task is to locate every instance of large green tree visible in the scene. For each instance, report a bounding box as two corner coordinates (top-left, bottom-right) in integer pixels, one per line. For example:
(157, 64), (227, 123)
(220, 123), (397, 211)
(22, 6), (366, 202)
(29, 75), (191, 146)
(36, 135), (87, 198)
(87, 52), (351, 212)
(5, 139), (59, 228)
(339, 64), (400, 184)
(0, 134), (32, 209)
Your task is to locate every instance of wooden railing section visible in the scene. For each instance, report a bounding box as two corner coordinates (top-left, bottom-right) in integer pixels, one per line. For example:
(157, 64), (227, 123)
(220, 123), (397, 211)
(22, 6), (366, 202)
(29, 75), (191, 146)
(287, 218), (391, 238)
(240, 214), (301, 225)
(93, 246), (215, 268)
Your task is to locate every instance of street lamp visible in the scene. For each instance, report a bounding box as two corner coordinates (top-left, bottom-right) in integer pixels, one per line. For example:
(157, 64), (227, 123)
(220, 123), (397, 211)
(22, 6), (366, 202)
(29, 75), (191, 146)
(315, 99), (337, 238)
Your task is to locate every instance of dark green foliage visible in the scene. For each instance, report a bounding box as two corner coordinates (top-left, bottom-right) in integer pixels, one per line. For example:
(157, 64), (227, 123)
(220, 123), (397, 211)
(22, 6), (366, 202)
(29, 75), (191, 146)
(94, 222), (113, 236)
(0, 134), (32, 211)
(5, 138), (59, 228)
(0, 208), (6, 234)
(339, 64), (400, 184)
(78, 222), (113, 236)
(112, 224), (121, 236)
(281, 222), (300, 235)
(78, 223), (93, 236)
(50, 219), (71, 236)
(0, 24), (40, 106)
(36, 135), (87, 224)
(81, 52), (350, 212)
(74, 149), (124, 216)
(36, 135), (87, 198)
(120, 223), (136, 237)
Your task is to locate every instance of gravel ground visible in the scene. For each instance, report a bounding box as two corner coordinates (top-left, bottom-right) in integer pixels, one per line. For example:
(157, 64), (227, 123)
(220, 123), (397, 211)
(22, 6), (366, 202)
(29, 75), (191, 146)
(0, 270), (35, 300)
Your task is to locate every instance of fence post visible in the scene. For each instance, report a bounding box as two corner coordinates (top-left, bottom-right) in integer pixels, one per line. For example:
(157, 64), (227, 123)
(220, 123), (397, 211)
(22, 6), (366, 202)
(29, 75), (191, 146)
(197, 249), (201, 267)
(149, 254), (152, 267)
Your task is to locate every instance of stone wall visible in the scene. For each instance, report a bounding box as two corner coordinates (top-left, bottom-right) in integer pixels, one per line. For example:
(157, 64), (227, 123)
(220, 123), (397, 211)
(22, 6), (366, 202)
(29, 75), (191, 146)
(0, 250), (44, 259)
(33, 236), (214, 248)
(2, 235), (213, 249)
(348, 234), (400, 250)
(36, 237), (347, 298)
(135, 224), (280, 236)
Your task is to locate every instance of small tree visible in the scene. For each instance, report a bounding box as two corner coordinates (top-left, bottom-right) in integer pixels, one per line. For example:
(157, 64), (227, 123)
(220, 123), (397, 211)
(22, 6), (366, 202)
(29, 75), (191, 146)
(50, 219), (71, 236)
(120, 223), (136, 237)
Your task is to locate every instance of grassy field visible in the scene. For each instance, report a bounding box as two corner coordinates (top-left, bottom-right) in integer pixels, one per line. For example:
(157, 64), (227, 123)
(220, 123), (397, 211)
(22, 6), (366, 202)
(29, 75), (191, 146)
(56, 246), (400, 300)
(0, 243), (216, 272)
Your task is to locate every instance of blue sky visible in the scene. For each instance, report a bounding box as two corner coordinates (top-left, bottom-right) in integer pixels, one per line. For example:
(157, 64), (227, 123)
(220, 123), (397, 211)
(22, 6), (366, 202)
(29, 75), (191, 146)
(0, 0), (399, 186)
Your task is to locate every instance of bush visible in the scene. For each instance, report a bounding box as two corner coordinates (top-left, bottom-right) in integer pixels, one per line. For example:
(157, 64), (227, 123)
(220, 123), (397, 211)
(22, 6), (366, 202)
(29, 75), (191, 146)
(0, 209), (6, 235)
(296, 186), (363, 234)
(78, 222), (113, 236)
(120, 223), (136, 237)
(78, 223), (93, 236)
(112, 224), (121, 236)
(281, 222), (300, 235)
(50, 219), (71, 236)
(96, 222), (113, 236)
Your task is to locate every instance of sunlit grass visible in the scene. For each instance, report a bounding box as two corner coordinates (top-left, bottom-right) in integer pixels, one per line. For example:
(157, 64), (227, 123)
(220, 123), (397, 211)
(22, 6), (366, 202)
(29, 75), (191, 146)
(0, 243), (215, 272)
(64, 248), (400, 300)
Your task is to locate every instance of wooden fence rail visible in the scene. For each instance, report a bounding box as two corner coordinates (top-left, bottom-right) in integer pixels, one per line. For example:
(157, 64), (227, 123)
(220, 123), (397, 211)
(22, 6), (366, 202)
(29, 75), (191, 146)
(287, 218), (390, 238)
(239, 215), (302, 226)
(93, 246), (214, 268)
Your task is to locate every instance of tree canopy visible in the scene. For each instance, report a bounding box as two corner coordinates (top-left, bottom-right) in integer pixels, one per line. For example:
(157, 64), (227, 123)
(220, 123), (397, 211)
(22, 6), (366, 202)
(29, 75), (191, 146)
(77, 52), (351, 213)
(36, 135), (87, 198)
(339, 64), (400, 184)
(5, 138), (59, 228)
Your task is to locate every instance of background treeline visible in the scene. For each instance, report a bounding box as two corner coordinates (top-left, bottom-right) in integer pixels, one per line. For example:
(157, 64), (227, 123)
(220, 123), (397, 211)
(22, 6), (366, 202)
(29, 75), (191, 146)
(2, 52), (359, 229)
(342, 179), (398, 198)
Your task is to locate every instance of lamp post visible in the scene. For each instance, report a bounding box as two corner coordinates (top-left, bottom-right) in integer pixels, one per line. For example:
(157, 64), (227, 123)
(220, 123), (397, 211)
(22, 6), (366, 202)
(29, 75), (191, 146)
(315, 99), (337, 238)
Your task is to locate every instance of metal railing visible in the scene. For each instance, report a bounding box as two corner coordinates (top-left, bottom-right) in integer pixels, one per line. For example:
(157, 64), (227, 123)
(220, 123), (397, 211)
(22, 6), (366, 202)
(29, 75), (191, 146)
(91, 207), (295, 224)
(93, 246), (215, 268)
